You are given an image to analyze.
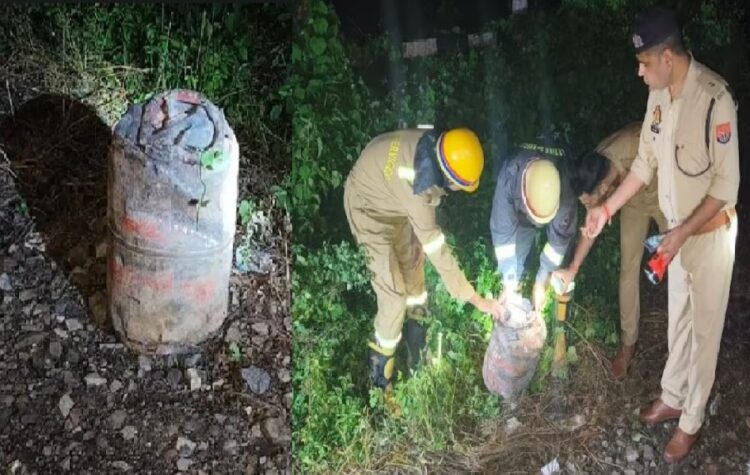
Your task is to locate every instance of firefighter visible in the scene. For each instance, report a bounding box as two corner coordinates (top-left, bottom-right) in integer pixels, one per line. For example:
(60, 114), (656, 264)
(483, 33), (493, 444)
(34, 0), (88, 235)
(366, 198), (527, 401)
(490, 142), (577, 315)
(585, 7), (739, 463)
(344, 127), (503, 391)
(552, 122), (667, 379)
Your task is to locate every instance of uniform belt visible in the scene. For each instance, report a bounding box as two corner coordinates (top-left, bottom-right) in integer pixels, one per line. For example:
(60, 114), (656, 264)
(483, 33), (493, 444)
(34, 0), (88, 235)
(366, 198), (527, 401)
(695, 208), (735, 235)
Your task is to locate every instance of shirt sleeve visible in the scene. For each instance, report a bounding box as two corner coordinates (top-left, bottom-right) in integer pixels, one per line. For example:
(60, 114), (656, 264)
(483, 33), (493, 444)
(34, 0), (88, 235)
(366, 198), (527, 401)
(405, 197), (476, 302)
(707, 88), (740, 204)
(536, 192), (577, 285)
(630, 96), (659, 186)
(490, 177), (519, 291)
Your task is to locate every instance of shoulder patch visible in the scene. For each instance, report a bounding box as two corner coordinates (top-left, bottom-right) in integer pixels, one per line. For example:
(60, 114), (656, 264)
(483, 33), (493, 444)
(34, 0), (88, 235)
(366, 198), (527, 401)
(716, 122), (731, 144)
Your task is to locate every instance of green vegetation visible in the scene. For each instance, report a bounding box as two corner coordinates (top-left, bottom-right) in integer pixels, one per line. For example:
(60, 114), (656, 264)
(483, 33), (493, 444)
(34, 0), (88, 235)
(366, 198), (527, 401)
(290, 0), (746, 472)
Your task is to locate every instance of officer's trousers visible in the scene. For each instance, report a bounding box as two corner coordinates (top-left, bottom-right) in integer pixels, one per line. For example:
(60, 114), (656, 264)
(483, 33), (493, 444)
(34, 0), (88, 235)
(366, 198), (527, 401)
(660, 214), (737, 434)
(618, 205), (667, 346)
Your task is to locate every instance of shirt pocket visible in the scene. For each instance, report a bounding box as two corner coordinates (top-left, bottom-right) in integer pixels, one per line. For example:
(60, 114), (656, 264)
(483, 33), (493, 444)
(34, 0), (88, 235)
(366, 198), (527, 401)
(673, 141), (712, 178)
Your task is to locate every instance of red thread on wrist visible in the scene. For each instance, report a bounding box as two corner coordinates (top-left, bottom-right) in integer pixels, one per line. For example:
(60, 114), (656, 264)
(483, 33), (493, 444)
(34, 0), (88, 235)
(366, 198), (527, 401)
(603, 203), (612, 224)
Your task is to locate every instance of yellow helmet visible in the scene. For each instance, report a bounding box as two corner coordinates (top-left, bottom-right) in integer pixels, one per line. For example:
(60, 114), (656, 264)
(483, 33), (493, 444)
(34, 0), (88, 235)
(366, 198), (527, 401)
(436, 128), (484, 193)
(522, 159), (560, 224)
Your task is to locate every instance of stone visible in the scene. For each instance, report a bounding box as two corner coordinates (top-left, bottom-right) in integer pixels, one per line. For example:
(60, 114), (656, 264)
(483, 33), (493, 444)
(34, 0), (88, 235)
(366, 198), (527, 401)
(112, 461), (131, 471)
(251, 322), (269, 335)
(225, 322), (242, 343)
(0, 273), (11, 291)
(505, 417), (522, 434)
(241, 366), (271, 395)
(58, 394), (74, 418)
(85, 373), (107, 387)
(138, 355), (152, 373)
(18, 289), (35, 302)
(223, 439), (238, 455)
(49, 341), (63, 360)
(262, 417), (291, 444)
(65, 319), (83, 332)
(109, 410), (127, 430)
(177, 458), (192, 471)
(167, 368), (183, 387)
(187, 368), (201, 391)
(110, 379), (124, 392)
(625, 446), (639, 463)
(176, 436), (196, 456)
(16, 332), (47, 350)
(121, 425), (137, 440)
(642, 444), (654, 461)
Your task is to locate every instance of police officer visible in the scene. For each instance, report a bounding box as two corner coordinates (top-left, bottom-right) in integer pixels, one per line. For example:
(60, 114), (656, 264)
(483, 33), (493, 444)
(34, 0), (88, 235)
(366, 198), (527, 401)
(491, 142), (577, 314)
(585, 7), (739, 463)
(553, 122), (667, 379)
(344, 127), (503, 391)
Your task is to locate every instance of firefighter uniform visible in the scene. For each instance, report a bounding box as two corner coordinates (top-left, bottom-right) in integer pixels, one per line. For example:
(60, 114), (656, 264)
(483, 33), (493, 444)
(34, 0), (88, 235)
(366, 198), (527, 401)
(344, 129), (476, 347)
(630, 57), (739, 435)
(491, 149), (577, 293)
(595, 122), (667, 346)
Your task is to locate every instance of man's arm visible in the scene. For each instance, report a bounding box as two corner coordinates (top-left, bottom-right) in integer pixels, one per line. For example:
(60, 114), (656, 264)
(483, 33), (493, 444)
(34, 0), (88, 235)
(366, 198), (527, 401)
(585, 171), (646, 237)
(568, 232), (596, 275)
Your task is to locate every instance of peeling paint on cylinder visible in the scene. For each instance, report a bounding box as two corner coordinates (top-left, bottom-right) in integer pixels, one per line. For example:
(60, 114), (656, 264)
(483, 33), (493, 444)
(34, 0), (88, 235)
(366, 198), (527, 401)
(107, 89), (238, 354)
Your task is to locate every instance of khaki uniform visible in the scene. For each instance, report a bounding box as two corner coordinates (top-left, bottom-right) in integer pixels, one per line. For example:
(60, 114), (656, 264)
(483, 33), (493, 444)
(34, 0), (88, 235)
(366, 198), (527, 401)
(344, 129), (475, 345)
(596, 122), (667, 346)
(631, 58), (739, 434)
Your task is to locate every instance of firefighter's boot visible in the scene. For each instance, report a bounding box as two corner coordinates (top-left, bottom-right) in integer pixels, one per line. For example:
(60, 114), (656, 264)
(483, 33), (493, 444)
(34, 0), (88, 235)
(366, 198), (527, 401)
(368, 340), (396, 390)
(405, 305), (429, 371)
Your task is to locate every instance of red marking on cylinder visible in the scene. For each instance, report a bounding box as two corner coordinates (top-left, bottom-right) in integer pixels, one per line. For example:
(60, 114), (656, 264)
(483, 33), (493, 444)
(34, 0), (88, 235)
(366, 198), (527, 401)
(121, 215), (164, 242)
(181, 279), (215, 304)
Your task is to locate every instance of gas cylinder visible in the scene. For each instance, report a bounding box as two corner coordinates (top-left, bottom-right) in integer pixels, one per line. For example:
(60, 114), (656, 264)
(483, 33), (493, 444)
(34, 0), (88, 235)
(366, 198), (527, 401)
(107, 90), (239, 354)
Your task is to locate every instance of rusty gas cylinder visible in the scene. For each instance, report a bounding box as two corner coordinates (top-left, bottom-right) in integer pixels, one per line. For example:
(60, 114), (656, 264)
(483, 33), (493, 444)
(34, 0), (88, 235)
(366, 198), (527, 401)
(107, 90), (238, 354)
(482, 294), (547, 401)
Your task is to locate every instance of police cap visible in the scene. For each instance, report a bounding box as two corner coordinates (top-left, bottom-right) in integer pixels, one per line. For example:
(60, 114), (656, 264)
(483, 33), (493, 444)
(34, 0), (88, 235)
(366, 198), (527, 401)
(631, 7), (680, 53)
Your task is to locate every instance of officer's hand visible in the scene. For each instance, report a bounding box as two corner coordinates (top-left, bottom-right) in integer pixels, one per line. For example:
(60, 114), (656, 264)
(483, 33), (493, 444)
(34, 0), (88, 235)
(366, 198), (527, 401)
(532, 282), (546, 311)
(470, 294), (505, 321)
(551, 268), (575, 295)
(656, 225), (688, 261)
(584, 206), (608, 238)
